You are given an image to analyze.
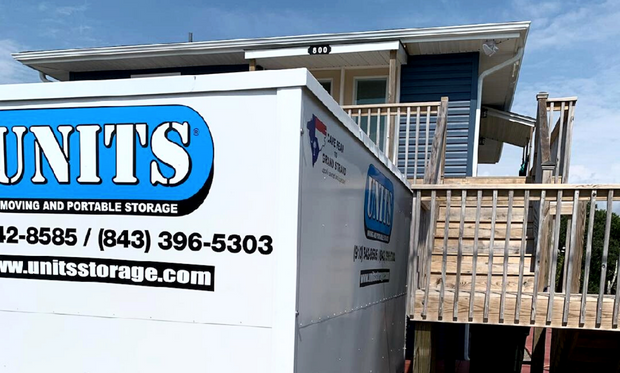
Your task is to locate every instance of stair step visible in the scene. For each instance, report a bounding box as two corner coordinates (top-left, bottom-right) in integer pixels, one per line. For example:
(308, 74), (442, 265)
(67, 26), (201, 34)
(442, 176), (526, 185)
(429, 255), (533, 276)
(432, 237), (533, 255)
(435, 222), (532, 240)
(427, 273), (535, 293)
(437, 206), (530, 223)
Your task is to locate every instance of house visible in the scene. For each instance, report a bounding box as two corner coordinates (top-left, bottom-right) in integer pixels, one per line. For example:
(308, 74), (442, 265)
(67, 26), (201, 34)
(14, 21), (620, 372)
(13, 21), (533, 180)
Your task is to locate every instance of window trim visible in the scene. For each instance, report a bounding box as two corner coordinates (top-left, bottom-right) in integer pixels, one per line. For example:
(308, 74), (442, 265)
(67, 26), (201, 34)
(317, 78), (334, 96)
(353, 76), (388, 105)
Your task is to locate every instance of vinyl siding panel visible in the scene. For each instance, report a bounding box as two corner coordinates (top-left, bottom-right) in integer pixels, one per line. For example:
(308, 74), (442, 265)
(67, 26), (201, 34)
(398, 52), (479, 178)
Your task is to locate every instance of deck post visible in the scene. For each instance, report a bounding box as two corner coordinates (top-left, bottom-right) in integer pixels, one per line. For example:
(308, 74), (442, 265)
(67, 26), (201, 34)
(423, 97), (449, 184)
(386, 50), (398, 160)
(412, 322), (436, 373)
(249, 59), (256, 71)
(530, 328), (547, 373)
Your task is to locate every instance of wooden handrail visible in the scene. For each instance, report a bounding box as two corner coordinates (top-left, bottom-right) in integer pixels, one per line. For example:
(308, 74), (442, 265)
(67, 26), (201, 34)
(342, 102), (441, 110)
(408, 184), (620, 330)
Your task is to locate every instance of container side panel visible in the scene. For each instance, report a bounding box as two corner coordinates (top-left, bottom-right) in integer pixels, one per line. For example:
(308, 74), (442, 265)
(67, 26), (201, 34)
(0, 87), (291, 372)
(296, 89), (411, 373)
(0, 312), (272, 373)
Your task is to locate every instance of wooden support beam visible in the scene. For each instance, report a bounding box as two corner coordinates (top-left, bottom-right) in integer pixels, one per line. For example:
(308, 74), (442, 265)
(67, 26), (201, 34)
(249, 59), (256, 71)
(386, 50), (398, 161)
(412, 322), (436, 373)
(530, 328), (547, 373)
(388, 50), (397, 104)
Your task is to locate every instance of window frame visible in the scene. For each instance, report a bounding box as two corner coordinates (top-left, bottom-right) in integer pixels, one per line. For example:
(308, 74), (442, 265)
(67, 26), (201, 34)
(317, 78), (334, 96)
(352, 76), (389, 105)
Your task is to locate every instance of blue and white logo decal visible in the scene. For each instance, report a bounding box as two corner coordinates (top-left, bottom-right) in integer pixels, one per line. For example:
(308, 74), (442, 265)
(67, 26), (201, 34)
(364, 164), (394, 243)
(0, 105), (214, 216)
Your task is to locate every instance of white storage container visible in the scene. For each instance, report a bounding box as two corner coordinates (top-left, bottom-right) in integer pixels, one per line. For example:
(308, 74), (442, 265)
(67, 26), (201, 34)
(0, 69), (411, 373)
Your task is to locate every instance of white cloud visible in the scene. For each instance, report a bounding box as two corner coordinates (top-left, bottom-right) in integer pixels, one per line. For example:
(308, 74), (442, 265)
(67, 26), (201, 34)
(481, 0), (620, 184)
(54, 4), (88, 16)
(0, 40), (37, 84)
(526, 0), (620, 51)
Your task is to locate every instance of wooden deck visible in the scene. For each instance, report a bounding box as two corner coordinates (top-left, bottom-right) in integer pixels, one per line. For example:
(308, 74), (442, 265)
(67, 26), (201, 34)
(408, 184), (620, 332)
(410, 290), (619, 330)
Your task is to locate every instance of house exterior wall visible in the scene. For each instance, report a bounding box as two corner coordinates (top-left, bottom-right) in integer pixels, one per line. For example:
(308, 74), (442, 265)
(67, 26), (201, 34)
(69, 64), (250, 80)
(309, 67), (390, 105)
(309, 70), (341, 102)
(398, 52), (479, 178)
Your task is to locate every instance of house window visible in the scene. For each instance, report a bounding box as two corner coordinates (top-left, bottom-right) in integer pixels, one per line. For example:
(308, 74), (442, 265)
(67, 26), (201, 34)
(354, 78), (387, 104)
(354, 77), (388, 150)
(318, 79), (333, 95)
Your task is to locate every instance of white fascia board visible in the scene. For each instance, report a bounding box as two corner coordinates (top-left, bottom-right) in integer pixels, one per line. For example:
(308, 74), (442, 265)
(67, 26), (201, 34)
(0, 68), (310, 102)
(245, 41), (401, 60)
(400, 32), (522, 44)
(13, 22), (530, 64)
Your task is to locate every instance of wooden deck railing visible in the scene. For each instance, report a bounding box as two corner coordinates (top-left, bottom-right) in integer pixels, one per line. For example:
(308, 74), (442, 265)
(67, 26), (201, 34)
(530, 93), (577, 184)
(548, 97), (577, 183)
(409, 184), (620, 331)
(343, 98), (449, 184)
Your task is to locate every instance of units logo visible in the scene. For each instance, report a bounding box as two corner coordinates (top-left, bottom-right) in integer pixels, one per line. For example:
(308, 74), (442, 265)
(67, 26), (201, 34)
(306, 114), (327, 167)
(0, 105), (214, 216)
(364, 164), (394, 243)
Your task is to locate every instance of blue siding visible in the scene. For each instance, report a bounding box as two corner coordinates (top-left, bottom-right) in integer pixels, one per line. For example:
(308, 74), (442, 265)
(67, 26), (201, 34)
(398, 53), (479, 177)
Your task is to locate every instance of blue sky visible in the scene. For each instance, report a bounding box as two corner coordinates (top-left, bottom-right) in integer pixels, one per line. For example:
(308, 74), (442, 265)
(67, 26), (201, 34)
(0, 0), (618, 182)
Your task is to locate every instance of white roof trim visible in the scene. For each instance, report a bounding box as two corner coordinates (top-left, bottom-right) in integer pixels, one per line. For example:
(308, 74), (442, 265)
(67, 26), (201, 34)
(13, 21), (530, 64)
(245, 40), (401, 60)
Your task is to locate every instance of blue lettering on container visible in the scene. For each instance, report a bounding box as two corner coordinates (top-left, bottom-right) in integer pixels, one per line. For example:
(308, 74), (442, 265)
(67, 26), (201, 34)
(364, 164), (394, 243)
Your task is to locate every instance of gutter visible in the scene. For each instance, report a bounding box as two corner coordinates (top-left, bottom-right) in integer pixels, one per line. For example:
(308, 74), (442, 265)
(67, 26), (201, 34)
(38, 72), (53, 83)
(471, 47), (524, 176)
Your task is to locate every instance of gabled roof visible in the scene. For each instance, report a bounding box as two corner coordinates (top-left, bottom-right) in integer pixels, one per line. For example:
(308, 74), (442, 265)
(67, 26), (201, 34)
(12, 21), (530, 109)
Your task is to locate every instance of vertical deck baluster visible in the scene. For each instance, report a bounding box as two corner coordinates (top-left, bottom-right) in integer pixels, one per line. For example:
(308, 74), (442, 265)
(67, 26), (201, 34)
(547, 190), (563, 325)
(562, 102), (575, 182)
(580, 191), (597, 326)
(555, 102), (565, 183)
(562, 190), (580, 325)
(413, 107), (421, 182)
(596, 191), (614, 327)
(484, 190), (498, 322)
(531, 190), (546, 323)
(500, 190), (514, 323)
(404, 107), (411, 179)
(375, 107), (382, 149)
(453, 190), (466, 321)
(424, 106), (431, 171)
(548, 102), (555, 180)
(515, 190), (530, 323)
(385, 108), (391, 157)
(614, 205), (620, 329)
(357, 109), (362, 127)
(469, 190), (482, 321)
(366, 108), (372, 138)
(410, 190), (422, 317)
(422, 191), (437, 319)
(439, 190), (451, 320)
(393, 108), (401, 163)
